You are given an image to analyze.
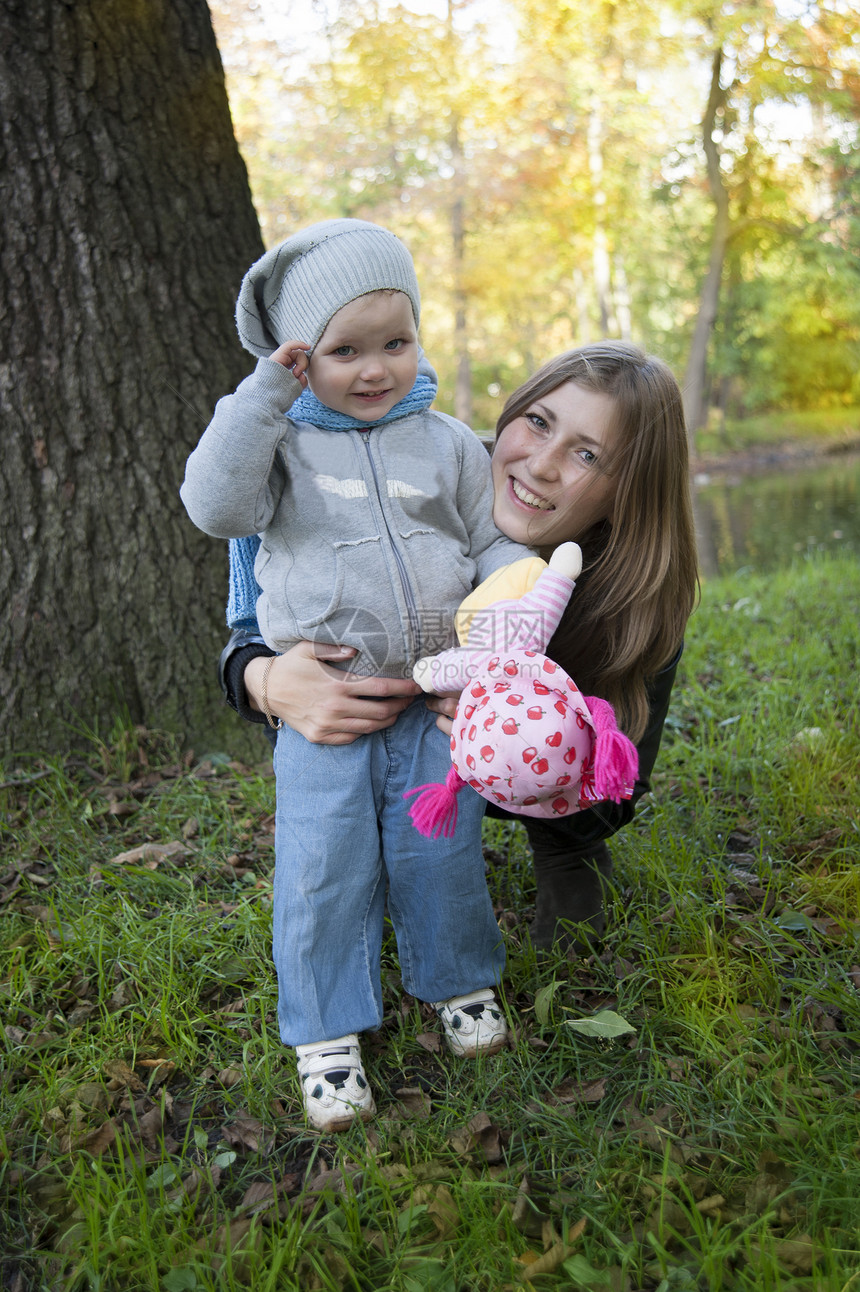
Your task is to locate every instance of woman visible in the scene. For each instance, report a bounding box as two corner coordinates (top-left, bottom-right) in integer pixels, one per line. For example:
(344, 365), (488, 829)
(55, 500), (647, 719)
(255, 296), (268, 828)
(220, 342), (699, 951)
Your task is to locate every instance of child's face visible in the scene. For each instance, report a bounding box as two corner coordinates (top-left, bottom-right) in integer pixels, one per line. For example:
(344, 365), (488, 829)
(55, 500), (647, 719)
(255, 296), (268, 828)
(307, 292), (419, 420)
(491, 381), (620, 550)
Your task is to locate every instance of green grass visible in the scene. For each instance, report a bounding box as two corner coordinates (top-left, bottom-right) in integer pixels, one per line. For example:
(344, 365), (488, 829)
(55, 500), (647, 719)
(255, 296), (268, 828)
(2, 553), (859, 1291)
(696, 406), (860, 461)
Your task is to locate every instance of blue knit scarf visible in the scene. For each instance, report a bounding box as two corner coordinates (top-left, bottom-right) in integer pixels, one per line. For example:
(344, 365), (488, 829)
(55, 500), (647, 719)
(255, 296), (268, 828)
(290, 371), (436, 430)
(226, 372), (437, 629)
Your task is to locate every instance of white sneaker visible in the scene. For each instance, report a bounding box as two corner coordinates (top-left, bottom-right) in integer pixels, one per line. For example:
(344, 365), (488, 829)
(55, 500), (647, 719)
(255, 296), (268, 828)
(295, 1034), (376, 1132)
(434, 989), (508, 1057)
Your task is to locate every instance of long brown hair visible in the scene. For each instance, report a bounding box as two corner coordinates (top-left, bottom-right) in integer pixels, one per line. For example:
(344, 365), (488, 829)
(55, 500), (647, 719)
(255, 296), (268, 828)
(495, 342), (699, 742)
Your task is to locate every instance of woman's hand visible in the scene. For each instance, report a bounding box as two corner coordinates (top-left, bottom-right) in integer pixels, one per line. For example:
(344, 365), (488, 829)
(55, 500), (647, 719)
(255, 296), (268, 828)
(244, 642), (421, 745)
(423, 690), (461, 739)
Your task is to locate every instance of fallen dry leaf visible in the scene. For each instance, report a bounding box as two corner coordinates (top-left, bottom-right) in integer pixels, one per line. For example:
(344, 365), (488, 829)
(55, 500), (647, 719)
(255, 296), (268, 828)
(103, 1059), (146, 1094)
(137, 1058), (176, 1085)
(361, 1228), (388, 1254)
(219, 998), (250, 1015)
(449, 1110), (507, 1162)
(644, 1195), (690, 1240)
(168, 1164), (219, 1205)
(25, 905), (72, 944)
(410, 1183), (459, 1238)
(221, 1113), (274, 1155)
(67, 1001), (97, 1026)
(74, 1082), (109, 1114)
(26, 1030), (60, 1050)
(749, 1235), (817, 1276)
(618, 1104), (690, 1164)
(106, 799), (139, 818)
(202, 1215), (262, 1277)
(512, 1177), (547, 1239)
(392, 1087), (432, 1119)
(108, 841), (189, 868)
(240, 1181), (280, 1214)
(70, 1119), (118, 1157)
(745, 1152), (793, 1215)
(776, 1236), (817, 1274)
(518, 1218), (587, 1280)
(0, 872), (23, 904)
(413, 1162), (451, 1183)
(379, 1164), (412, 1183)
(469, 1111), (504, 1162)
(304, 1164), (363, 1196)
(137, 1104), (165, 1149)
(216, 1067), (244, 1088)
(553, 1077), (607, 1105)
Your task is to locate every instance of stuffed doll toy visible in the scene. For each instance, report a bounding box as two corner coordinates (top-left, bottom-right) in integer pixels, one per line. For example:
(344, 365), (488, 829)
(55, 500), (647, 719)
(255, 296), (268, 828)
(404, 542), (638, 839)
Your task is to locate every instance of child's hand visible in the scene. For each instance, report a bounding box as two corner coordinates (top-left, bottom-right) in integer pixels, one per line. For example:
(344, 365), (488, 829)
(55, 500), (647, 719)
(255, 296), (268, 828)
(424, 690), (460, 738)
(269, 340), (311, 387)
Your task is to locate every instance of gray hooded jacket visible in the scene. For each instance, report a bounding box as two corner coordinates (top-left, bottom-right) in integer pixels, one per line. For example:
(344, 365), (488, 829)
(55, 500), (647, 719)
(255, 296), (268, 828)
(181, 359), (529, 678)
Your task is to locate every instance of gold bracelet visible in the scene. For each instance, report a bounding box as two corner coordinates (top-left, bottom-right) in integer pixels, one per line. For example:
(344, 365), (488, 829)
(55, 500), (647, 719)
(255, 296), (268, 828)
(261, 655), (283, 731)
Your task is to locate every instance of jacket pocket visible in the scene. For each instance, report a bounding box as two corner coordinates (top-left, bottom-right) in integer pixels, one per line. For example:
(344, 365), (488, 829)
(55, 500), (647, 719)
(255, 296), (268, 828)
(283, 535), (379, 632)
(398, 527), (475, 600)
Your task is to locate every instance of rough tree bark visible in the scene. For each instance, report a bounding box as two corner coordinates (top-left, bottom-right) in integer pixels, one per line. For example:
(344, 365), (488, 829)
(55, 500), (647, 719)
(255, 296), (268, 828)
(682, 47), (731, 446)
(1, 0), (266, 759)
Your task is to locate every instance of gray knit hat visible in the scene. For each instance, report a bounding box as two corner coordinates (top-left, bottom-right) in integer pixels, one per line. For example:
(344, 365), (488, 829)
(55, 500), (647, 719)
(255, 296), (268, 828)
(235, 218), (421, 358)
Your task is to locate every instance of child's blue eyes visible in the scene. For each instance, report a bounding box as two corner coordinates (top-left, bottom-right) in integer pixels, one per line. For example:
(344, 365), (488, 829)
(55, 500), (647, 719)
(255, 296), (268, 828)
(330, 340), (406, 357)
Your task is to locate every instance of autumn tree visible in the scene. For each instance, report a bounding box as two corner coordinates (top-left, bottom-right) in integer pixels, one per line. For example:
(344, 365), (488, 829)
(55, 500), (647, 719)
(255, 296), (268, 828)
(1, 0), (265, 758)
(680, 0), (860, 438)
(213, 0), (516, 424)
(497, 0), (694, 350)
(212, 0), (860, 429)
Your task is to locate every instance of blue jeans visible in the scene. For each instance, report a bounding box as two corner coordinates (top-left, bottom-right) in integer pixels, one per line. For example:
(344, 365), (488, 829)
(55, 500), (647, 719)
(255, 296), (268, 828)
(271, 699), (505, 1046)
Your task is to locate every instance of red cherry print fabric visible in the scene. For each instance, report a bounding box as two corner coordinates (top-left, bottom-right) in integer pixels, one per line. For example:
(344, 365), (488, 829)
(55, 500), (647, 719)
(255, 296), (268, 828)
(448, 651), (597, 820)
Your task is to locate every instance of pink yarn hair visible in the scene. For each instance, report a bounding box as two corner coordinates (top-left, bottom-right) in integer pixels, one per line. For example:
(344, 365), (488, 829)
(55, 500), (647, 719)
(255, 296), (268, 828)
(403, 765), (467, 839)
(404, 693), (637, 840)
(583, 696), (639, 804)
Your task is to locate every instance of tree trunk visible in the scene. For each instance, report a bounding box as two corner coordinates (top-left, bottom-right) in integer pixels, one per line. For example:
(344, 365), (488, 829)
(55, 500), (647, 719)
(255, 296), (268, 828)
(588, 101), (617, 337)
(446, 0), (471, 425)
(683, 47), (731, 447)
(449, 116), (472, 425)
(451, 189), (472, 425)
(613, 252), (632, 341)
(0, 0), (265, 760)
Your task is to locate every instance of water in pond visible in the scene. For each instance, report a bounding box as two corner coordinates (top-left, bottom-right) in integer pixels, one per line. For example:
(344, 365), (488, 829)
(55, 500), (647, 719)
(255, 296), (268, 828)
(693, 451), (860, 577)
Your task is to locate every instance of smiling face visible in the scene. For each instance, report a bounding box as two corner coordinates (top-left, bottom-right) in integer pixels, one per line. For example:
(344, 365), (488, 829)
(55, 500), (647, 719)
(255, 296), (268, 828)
(491, 380), (620, 551)
(307, 291), (419, 421)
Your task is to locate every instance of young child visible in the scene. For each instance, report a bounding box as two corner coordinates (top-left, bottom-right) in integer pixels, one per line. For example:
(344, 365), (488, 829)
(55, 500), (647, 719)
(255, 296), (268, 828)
(181, 219), (529, 1132)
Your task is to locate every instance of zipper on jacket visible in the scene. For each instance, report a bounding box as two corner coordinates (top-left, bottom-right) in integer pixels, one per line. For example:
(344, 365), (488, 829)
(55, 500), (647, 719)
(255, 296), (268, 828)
(359, 432), (421, 659)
